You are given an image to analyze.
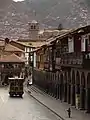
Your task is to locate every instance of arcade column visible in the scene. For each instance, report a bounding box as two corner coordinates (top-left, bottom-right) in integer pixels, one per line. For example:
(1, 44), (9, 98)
(71, 84), (75, 106)
(64, 83), (67, 102)
(86, 88), (90, 113)
(75, 84), (80, 109)
(67, 83), (71, 104)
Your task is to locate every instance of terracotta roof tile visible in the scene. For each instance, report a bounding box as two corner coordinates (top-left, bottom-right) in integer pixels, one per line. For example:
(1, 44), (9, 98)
(17, 41), (46, 48)
(0, 41), (5, 47)
(0, 54), (25, 63)
(4, 44), (24, 52)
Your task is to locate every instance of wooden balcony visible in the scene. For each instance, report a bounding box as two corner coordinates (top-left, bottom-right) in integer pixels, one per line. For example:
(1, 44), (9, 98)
(0, 67), (22, 73)
(58, 52), (90, 69)
(44, 61), (49, 70)
(59, 53), (84, 68)
(55, 58), (61, 70)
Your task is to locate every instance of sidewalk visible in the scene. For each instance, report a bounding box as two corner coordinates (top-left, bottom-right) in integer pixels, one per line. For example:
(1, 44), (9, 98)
(26, 85), (90, 120)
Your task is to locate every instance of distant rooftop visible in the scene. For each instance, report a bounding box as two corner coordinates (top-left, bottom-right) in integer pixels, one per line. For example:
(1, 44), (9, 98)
(0, 53), (25, 63)
(4, 44), (24, 52)
(28, 20), (38, 24)
(17, 41), (46, 48)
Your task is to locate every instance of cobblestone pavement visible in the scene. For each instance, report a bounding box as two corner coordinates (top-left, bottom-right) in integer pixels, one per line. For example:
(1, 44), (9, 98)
(27, 85), (90, 120)
(0, 87), (60, 120)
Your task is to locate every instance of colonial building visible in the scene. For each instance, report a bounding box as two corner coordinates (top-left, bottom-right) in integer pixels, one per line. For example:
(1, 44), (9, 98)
(10, 40), (46, 65)
(32, 25), (90, 113)
(0, 38), (25, 86)
(0, 53), (25, 86)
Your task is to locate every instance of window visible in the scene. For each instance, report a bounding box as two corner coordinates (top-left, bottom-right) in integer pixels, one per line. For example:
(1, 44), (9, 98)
(56, 48), (60, 57)
(31, 25), (33, 29)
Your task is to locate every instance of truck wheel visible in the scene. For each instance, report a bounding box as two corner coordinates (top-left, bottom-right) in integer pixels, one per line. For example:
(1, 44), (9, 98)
(19, 94), (22, 98)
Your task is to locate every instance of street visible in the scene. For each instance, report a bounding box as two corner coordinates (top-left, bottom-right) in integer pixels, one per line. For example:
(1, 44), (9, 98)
(0, 87), (60, 120)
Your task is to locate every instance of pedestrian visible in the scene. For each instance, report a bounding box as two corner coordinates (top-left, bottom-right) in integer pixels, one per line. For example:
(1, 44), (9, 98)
(67, 107), (71, 118)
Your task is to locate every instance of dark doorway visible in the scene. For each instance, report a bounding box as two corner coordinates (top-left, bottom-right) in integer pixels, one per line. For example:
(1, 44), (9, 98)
(68, 85), (71, 104)
(86, 73), (90, 113)
(81, 72), (86, 110)
(56, 72), (60, 99)
(64, 72), (67, 102)
(71, 70), (75, 106)
(60, 74), (64, 101)
(76, 71), (80, 109)
(67, 71), (71, 104)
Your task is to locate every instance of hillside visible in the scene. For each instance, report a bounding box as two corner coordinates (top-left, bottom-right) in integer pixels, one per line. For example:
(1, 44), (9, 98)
(26, 0), (90, 28)
(0, 0), (90, 39)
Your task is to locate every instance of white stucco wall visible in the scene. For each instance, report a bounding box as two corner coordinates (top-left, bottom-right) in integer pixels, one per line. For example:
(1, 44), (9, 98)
(68, 37), (74, 53)
(34, 52), (36, 67)
(81, 34), (88, 52)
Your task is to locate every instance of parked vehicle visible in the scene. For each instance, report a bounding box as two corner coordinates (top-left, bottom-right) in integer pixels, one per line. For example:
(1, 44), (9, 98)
(8, 76), (24, 98)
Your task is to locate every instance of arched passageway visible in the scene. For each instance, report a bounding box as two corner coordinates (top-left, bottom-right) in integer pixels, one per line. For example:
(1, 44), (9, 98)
(51, 73), (55, 97)
(48, 72), (52, 95)
(71, 70), (75, 106)
(50, 72), (54, 96)
(53, 73), (57, 98)
(46, 72), (50, 93)
(86, 73), (90, 113)
(67, 71), (71, 104)
(60, 74), (64, 101)
(56, 72), (60, 99)
(58, 73), (61, 100)
(80, 72), (86, 110)
(64, 72), (67, 102)
(75, 71), (80, 109)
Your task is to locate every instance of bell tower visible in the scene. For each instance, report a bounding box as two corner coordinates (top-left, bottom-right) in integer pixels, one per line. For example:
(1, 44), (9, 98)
(28, 20), (39, 39)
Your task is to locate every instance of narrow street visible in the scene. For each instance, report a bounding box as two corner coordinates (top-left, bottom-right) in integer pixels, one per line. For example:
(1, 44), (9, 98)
(0, 87), (60, 120)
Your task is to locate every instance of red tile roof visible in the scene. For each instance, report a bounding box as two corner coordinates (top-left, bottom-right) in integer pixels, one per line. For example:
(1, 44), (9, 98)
(4, 44), (24, 52)
(0, 54), (25, 63)
(0, 41), (5, 47)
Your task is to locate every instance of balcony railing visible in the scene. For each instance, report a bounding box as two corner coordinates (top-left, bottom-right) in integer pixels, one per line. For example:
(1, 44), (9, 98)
(0, 67), (22, 73)
(55, 58), (61, 69)
(44, 61), (49, 70)
(57, 53), (84, 68)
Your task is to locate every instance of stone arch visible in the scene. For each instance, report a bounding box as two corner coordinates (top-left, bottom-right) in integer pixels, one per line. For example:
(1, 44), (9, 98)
(53, 72), (57, 97)
(59, 74), (64, 101)
(71, 70), (75, 106)
(64, 71), (68, 102)
(51, 72), (55, 96)
(56, 71), (60, 99)
(75, 71), (80, 109)
(67, 71), (71, 104)
(80, 72), (86, 110)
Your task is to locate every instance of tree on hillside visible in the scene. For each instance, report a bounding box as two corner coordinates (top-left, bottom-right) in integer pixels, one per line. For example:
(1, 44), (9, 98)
(58, 23), (63, 30)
